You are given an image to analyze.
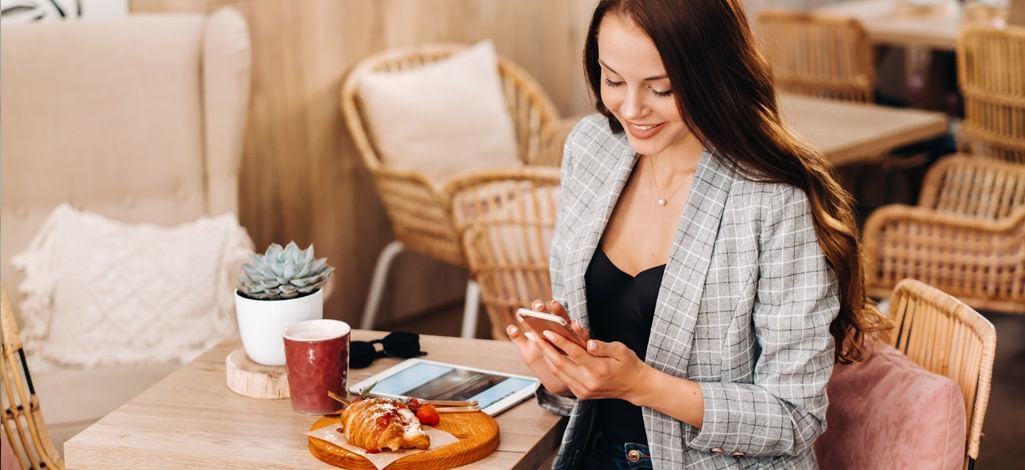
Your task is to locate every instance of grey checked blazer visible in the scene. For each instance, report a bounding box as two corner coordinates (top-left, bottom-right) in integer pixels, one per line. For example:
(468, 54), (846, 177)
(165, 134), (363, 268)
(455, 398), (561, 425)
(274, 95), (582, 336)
(538, 115), (838, 469)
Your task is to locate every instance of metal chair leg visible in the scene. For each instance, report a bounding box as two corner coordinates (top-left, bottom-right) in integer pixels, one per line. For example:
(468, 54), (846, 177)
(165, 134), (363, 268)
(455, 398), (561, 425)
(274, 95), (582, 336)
(460, 280), (481, 338)
(361, 240), (405, 330)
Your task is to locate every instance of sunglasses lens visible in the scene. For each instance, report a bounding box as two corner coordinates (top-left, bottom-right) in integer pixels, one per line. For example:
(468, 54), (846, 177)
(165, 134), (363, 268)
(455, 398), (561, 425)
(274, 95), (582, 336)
(349, 341), (376, 369)
(381, 332), (423, 358)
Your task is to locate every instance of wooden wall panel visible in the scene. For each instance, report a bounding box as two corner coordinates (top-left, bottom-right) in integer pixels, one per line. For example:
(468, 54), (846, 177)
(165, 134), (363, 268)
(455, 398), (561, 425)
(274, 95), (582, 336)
(131, 0), (597, 328)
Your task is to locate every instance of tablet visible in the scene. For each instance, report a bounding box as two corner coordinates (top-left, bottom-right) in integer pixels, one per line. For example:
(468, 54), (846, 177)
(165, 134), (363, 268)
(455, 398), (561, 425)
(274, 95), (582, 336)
(348, 359), (540, 416)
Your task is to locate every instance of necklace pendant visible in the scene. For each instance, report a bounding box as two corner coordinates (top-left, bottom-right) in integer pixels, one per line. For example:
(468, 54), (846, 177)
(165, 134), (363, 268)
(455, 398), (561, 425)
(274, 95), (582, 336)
(657, 198), (667, 206)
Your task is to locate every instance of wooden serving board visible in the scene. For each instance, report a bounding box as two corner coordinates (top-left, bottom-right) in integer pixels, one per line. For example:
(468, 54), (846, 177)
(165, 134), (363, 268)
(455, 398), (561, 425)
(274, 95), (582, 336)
(225, 348), (289, 399)
(308, 411), (500, 469)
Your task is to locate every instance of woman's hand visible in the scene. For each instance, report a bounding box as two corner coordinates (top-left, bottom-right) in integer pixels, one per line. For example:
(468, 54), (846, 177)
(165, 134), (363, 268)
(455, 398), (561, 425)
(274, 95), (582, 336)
(506, 300), (587, 396)
(533, 327), (652, 403)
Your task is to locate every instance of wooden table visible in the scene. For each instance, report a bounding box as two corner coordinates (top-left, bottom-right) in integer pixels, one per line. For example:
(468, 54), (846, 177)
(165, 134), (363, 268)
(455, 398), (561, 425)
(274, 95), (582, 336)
(818, 0), (964, 50)
(780, 93), (949, 166)
(63, 331), (565, 469)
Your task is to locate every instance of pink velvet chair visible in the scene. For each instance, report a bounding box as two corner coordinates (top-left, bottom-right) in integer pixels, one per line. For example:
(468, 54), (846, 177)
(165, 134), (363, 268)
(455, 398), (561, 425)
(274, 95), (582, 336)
(817, 339), (966, 469)
(2, 431), (22, 470)
(815, 279), (996, 470)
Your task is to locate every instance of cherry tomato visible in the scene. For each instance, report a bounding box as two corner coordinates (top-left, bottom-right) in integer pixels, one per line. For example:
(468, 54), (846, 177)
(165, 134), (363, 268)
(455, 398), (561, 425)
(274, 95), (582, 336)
(416, 404), (440, 426)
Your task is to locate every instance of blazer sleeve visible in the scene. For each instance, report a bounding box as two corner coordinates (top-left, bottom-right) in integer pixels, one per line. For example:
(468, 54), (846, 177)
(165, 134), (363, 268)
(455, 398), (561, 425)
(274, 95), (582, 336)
(685, 184), (837, 456)
(548, 120), (580, 308)
(535, 119), (582, 417)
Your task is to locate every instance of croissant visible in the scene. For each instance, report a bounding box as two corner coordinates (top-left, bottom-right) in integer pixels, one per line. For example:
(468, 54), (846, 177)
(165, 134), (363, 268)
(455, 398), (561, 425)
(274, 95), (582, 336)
(340, 397), (431, 453)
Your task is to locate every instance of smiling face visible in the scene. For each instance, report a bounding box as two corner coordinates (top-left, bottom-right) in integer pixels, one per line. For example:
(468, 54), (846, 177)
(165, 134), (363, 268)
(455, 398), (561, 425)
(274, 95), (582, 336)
(597, 11), (698, 158)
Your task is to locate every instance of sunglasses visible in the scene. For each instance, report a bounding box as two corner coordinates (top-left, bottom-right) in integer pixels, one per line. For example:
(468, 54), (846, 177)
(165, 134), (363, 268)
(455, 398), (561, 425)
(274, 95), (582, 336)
(350, 331), (427, 369)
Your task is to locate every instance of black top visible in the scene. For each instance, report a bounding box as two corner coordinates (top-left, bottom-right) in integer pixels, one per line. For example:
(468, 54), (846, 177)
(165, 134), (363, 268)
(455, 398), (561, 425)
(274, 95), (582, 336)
(584, 248), (665, 445)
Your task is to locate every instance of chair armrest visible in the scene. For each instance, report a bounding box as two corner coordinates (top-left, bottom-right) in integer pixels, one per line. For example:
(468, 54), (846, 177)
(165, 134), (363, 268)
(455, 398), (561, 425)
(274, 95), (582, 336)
(367, 165), (469, 264)
(444, 166), (561, 233)
(864, 205), (1025, 240)
(862, 205), (1025, 299)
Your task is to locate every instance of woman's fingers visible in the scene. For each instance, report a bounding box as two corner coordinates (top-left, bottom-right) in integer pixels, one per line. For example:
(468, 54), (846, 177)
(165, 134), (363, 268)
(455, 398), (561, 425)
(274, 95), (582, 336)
(542, 330), (593, 365)
(534, 330), (570, 365)
(506, 324), (526, 343)
(570, 319), (591, 342)
(506, 325), (536, 356)
(551, 300), (568, 318)
(531, 299), (546, 312)
(535, 337), (588, 392)
(584, 338), (625, 358)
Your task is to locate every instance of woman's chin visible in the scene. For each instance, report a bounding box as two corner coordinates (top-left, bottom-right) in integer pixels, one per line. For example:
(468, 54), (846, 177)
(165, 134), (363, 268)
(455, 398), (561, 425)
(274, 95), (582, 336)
(626, 138), (666, 157)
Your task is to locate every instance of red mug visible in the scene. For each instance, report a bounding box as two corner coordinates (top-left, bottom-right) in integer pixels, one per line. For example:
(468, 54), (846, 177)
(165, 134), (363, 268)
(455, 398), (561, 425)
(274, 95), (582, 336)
(283, 319), (350, 414)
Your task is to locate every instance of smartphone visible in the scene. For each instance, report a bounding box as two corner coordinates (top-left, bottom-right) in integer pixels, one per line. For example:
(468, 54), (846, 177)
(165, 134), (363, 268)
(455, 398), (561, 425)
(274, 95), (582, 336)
(515, 308), (587, 350)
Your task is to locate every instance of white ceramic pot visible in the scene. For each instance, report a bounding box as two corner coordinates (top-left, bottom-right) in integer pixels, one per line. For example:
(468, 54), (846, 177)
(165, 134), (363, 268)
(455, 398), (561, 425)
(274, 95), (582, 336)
(235, 289), (324, 366)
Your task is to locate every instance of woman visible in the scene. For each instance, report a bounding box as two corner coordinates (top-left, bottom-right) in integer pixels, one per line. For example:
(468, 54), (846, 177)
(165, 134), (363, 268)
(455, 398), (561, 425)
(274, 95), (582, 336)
(505, 1), (886, 469)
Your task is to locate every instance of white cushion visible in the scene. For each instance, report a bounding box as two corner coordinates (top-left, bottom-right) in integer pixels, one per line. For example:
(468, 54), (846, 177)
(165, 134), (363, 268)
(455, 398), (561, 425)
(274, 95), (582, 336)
(11, 204), (253, 370)
(358, 41), (522, 185)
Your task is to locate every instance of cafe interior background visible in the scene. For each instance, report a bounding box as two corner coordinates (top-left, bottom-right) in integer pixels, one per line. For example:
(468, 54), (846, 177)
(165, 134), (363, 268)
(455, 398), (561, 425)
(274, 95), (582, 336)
(1, 0), (1022, 468)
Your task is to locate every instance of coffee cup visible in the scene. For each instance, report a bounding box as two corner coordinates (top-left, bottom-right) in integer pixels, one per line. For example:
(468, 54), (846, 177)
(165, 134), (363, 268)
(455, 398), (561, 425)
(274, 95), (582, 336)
(282, 319), (350, 414)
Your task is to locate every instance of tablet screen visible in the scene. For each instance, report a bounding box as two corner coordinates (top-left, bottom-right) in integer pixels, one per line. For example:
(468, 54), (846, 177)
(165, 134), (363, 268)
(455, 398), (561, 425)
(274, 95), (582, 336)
(364, 360), (538, 413)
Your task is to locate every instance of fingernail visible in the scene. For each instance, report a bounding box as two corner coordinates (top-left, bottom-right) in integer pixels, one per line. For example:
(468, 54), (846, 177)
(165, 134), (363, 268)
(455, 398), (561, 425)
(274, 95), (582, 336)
(542, 330), (557, 342)
(588, 340), (597, 352)
(524, 332), (538, 343)
(507, 325), (518, 336)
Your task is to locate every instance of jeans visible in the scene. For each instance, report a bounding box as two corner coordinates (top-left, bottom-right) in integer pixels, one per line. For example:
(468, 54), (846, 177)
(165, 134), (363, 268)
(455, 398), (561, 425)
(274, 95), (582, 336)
(580, 431), (653, 470)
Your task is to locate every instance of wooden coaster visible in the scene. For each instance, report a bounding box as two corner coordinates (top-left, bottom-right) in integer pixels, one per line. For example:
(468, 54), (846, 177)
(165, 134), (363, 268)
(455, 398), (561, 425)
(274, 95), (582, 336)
(225, 347), (290, 399)
(308, 411), (500, 469)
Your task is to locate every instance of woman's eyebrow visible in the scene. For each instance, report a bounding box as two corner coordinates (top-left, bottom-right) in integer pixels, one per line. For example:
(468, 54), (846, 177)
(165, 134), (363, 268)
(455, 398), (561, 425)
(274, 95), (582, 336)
(598, 60), (667, 81)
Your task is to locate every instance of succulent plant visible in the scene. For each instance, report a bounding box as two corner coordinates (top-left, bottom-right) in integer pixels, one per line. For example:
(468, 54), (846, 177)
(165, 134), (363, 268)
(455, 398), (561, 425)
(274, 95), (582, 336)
(238, 242), (334, 300)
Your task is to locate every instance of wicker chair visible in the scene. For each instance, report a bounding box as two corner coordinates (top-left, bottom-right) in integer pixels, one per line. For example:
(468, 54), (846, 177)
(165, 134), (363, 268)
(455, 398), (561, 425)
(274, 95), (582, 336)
(957, 24), (1025, 163)
(1, 288), (63, 469)
(863, 155), (1025, 314)
(449, 168), (561, 340)
(340, 43), (563, 337)
(886, 279), (997, 470)
(757, 9), (875, 102)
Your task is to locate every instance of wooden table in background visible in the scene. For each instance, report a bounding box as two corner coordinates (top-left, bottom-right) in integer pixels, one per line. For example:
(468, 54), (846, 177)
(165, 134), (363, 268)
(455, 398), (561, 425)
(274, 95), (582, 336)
(780, 93), (949, 166)
(64, 331), (564, 469)
(817, 0), (964, 50)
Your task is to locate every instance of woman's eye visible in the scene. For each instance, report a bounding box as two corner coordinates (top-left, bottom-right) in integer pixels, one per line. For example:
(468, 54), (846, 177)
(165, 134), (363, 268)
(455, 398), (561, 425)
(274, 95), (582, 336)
(603, 78), (624, 87)
(650, 88), (672, 97)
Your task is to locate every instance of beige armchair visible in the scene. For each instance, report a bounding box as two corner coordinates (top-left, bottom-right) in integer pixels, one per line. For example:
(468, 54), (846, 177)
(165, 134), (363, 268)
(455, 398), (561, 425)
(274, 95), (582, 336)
(340, 43), (568, 338)
(449, 169), (561, 339)
(0, 9), (250, 451)
(862, 155), (1025, 314)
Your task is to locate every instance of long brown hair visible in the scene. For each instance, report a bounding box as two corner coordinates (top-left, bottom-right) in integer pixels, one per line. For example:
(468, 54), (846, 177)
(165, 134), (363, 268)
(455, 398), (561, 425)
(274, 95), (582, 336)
(584, 0), (887, 363)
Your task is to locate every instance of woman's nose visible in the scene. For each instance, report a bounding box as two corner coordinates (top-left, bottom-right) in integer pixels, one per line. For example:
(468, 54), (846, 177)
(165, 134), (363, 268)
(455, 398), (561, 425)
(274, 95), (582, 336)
(620, 88), (646, 120)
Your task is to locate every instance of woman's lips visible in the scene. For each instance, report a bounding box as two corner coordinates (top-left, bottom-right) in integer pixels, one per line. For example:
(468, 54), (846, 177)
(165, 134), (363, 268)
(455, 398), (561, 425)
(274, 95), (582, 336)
(625, 122), (665, 139)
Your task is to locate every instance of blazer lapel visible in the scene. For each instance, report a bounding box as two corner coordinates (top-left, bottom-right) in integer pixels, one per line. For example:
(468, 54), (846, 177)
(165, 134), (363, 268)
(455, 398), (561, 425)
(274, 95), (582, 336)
(645, 150), (732, 376)
(564, 142), (637, 330)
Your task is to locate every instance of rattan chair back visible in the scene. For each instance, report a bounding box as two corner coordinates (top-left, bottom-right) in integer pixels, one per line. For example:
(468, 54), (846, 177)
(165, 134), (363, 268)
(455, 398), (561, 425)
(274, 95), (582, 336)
(958, 25), (1025, 163)
(450, 169), (560, 339)
(920, 154), (1025, 219)
(886, 279), (996, 468)
(340, 44), (561, 267)
(1, 287), (64, 469)
(758, 9), (875, 102)
(863, 155), (1025, 313)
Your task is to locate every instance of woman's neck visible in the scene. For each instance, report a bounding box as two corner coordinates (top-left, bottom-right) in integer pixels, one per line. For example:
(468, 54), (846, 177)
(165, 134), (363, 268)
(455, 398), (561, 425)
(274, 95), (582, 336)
(647, 131), (704, 175)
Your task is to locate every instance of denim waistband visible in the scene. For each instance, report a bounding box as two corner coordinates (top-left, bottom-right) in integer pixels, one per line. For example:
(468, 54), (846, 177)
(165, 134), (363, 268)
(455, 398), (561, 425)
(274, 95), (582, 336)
(587, 431), (652, 470)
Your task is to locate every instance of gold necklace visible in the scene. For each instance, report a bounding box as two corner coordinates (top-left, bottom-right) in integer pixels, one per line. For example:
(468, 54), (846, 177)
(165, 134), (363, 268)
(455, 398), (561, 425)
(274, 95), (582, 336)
(649, 155), (697, 207)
